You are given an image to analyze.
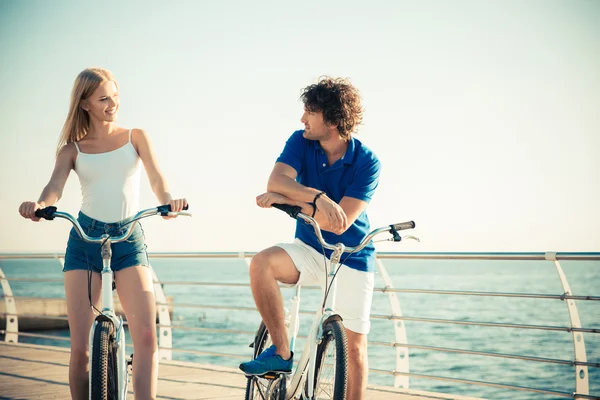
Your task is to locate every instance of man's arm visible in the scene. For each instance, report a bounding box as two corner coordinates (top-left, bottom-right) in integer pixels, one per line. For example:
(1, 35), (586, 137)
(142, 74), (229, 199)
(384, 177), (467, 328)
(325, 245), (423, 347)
(267, 162), (319, 203)
(257, 190), (367, 236)
(266, 162), (352, 234)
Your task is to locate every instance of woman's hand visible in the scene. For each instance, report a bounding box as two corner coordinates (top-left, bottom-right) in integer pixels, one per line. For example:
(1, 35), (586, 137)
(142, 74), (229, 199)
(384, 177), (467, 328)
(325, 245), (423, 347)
(19, 201), (43, 221)
(163, 198), (188, 220)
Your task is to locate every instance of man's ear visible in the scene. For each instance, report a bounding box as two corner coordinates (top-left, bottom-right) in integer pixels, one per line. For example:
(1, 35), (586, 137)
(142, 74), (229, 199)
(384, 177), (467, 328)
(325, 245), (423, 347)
(326, 121), (340, 134)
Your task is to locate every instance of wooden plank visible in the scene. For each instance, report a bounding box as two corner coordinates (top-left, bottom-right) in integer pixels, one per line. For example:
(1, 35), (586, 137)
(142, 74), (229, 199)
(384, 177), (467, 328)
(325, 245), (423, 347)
(0, 342), (483, 399)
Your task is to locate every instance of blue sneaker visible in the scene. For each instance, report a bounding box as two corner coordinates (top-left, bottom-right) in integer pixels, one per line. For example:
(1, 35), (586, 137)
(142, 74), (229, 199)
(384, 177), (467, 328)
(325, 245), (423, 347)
(239, 345), (293, 376)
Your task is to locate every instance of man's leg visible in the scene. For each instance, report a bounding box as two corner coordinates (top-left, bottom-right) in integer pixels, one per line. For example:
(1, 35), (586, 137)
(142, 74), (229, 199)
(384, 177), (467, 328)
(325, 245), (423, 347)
(345, 330), (368, 400)
(248, 246), (300, 360)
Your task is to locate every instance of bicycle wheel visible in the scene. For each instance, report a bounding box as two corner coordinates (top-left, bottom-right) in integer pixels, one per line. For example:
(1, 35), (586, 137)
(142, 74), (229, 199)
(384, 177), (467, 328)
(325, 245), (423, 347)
(90, 318), (119, 400)
(307, 319), (348, 400)
(244, 322), (286, 400)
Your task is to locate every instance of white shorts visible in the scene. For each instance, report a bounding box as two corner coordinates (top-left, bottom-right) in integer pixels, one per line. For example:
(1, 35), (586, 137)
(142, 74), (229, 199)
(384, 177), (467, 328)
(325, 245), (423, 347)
(276, 239), (375, 335)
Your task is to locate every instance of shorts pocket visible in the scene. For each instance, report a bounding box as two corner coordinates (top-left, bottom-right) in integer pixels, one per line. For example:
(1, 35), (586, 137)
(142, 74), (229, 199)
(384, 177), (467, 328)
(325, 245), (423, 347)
(69, 221), (99, 241)
(125, 225), (145, 244)
(68, 227), (84, 242)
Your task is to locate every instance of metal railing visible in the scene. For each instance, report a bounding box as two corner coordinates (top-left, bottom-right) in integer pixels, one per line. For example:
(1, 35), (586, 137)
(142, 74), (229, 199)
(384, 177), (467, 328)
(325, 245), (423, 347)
(1, 251), (599, 399)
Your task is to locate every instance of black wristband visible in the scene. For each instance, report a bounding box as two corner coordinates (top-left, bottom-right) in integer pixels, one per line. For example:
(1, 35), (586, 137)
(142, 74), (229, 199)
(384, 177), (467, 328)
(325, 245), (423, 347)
(310, 203), (317, 218)
(313, 191), (326, 213)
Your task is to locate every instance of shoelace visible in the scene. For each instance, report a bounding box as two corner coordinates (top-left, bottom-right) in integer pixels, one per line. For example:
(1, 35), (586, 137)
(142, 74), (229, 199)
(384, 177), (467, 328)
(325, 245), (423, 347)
(255, 345), (277, 361)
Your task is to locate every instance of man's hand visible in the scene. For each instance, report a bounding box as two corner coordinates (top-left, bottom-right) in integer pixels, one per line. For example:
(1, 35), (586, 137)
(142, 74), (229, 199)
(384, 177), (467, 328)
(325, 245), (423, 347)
(315, 194), (348, 234)
(256, 192), (290, 208)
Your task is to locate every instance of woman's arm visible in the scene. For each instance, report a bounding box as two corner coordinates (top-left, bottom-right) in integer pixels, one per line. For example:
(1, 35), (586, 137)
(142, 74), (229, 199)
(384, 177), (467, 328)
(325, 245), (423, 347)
(19, 144), (76, 221)
(132, 129), (187, 213)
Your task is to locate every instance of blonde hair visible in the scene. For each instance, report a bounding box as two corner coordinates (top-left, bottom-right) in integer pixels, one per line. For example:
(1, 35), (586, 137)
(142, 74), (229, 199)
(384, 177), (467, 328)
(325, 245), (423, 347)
(56, 68), (118, 155)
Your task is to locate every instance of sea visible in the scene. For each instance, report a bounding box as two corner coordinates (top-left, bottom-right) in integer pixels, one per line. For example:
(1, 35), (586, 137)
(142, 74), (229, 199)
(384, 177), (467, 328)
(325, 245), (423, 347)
(1, 256), (599, 399)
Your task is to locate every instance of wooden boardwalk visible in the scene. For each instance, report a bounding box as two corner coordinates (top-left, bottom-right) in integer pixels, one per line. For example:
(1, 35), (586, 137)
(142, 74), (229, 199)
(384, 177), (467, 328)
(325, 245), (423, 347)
(0, 342), (482, 399)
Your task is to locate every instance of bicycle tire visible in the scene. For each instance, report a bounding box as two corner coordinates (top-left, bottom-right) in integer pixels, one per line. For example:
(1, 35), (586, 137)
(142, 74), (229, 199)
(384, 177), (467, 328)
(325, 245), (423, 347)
(307, 319), (348, 400)
(90, 318), (119, 400)
(244, 322), (285, 400)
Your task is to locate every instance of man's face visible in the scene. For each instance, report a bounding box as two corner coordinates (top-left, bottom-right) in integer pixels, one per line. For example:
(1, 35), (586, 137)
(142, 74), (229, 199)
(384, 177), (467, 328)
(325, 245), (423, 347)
(300, 108), (334, 141)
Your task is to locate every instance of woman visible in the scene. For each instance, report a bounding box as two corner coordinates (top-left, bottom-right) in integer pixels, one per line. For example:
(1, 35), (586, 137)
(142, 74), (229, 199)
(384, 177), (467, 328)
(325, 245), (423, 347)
(18, 67), (186, 399)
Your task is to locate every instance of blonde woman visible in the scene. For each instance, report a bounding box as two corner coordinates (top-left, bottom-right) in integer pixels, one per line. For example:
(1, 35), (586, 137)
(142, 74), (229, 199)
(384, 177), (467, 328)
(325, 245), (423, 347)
(18, 67), (186, 399)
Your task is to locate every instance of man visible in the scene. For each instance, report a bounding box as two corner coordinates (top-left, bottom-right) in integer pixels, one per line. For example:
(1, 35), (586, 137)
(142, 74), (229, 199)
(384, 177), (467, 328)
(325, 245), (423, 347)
(240, 76), (381, 400)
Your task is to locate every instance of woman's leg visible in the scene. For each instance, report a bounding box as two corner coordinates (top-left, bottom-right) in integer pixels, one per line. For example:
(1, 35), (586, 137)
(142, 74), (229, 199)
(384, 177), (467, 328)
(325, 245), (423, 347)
(115, 265), (158, 399)
(64, 270), (102, 400)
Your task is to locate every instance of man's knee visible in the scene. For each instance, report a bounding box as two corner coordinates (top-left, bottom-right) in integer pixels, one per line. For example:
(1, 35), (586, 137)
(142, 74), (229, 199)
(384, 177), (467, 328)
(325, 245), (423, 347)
(250, 247), (299, 285)
(249, 251), (273, 280)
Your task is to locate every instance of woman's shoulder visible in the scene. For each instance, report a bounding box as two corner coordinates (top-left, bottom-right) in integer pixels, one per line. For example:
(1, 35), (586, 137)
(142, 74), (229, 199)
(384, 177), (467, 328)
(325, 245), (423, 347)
(130, 128), (150, 141)
(57, 142), (78, 156)
(129, 128), (153, 155)
(56, 142), (78, 168)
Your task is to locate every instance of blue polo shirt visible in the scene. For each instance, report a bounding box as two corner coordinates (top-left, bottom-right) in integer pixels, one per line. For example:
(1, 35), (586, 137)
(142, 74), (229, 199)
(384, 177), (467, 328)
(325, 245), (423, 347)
(276, 130), (381, 272)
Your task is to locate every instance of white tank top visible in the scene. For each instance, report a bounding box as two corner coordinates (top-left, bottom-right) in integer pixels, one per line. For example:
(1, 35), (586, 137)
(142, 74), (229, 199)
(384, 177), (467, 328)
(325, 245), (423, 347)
(74, 129), (142, 223)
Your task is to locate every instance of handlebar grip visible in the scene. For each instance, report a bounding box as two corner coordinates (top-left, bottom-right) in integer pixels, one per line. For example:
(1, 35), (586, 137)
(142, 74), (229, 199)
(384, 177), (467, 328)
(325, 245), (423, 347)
(34, 206), (58, 220)
(272, 203), (302, 219)
(157, 204), (190, 215)
(392, 221), (415, 231)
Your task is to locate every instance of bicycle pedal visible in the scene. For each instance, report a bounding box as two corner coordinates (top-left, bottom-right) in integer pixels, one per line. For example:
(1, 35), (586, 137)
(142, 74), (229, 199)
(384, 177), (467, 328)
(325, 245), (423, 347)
(257, 371), (290, 380)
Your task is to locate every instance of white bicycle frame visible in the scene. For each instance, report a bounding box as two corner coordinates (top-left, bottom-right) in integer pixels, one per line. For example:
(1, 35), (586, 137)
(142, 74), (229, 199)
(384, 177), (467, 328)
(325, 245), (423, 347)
(87, 238), (130, 399)
(271, 210), (417, 400)
(37, 205), (191, 400)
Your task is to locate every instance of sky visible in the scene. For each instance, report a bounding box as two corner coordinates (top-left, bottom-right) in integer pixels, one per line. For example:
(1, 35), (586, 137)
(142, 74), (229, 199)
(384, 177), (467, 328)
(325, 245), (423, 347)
(1, 0), (598, 254)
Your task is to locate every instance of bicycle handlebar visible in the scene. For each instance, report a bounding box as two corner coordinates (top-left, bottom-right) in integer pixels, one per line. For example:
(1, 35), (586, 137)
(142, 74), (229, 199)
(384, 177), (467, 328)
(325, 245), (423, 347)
(392, 221), (415, 231)
(34, 204), (191, 244)
(272, 203), (302, 218)
(271, 203), (415, 253)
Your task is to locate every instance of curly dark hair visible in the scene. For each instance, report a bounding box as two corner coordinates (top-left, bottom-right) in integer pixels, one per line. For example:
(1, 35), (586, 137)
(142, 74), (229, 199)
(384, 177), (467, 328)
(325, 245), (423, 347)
(300, 76), (363, 140)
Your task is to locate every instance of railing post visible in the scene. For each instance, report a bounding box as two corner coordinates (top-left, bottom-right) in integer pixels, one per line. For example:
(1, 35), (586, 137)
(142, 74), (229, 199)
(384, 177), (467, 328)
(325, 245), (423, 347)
(0, 266), (18, 343)
(375, 258), (409, 389)
(151, 266), (173, 361)
(546, 252), (589, 395)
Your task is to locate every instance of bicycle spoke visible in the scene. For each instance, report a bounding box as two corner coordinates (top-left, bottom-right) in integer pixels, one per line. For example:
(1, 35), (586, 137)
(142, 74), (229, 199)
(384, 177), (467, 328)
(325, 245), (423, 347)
(311, 323), (347, 400)
(255, 380), (267, 399)
(315, 342), (336, 398)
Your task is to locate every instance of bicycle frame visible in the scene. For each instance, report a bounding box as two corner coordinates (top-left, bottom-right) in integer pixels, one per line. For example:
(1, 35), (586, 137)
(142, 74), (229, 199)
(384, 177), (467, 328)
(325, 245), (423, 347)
(87, 237), (129, 400)
(285, 245), (345, 400)
(35, 205), (191, 400)
(267, 204), (416, 400)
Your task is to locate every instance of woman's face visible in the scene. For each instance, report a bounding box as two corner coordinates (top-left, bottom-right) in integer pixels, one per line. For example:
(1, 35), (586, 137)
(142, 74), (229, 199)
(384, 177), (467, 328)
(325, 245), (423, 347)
(83, 80), (119, 122)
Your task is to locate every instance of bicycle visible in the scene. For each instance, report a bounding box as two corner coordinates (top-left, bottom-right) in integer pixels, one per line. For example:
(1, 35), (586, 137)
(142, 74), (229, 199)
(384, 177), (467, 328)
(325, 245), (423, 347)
(34, 204), (191, 400)
(245, 203), (418, 400)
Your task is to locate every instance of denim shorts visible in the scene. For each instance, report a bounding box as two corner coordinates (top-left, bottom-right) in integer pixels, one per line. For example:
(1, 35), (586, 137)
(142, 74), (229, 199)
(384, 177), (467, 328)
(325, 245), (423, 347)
(63, 211), (150, 273)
